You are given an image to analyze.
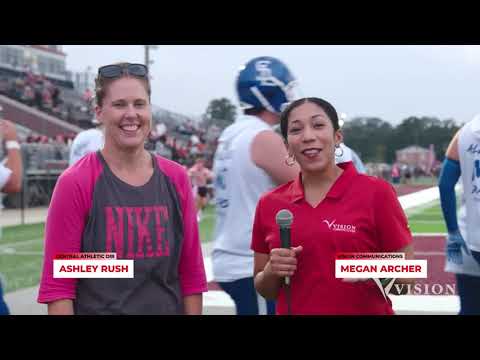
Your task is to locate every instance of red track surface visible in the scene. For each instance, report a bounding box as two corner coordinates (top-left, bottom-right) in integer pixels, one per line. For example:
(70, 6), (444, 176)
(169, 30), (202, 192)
(412, 235), (455, 294)
(394, 184), (433, 197)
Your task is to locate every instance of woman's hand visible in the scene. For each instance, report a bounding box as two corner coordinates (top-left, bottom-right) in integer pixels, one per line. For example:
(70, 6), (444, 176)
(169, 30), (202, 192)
(266, 246), (303, 279)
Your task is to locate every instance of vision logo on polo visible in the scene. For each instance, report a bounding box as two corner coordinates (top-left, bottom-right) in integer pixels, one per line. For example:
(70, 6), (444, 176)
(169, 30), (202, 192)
(322, 219), (356, 233)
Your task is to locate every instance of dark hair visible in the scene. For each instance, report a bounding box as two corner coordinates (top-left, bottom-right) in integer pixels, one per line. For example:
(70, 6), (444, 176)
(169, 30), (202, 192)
(195, 154), (206, 162)
(280, 97), (340, 141)
(244, 108), (264, 116)
(95, 62), (151, 107)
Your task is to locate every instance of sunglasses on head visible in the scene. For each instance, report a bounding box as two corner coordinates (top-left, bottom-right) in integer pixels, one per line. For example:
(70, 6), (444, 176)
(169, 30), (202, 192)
(98, 63), (148, 79)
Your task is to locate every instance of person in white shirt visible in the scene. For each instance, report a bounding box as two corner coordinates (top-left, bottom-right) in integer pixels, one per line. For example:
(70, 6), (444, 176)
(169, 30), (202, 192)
(0, 111), (23, 315)
(439, 114), (480, 314)
(68, 118), (104, 166)
(211, 56), (300, 315)
(335, 143), (366, 173)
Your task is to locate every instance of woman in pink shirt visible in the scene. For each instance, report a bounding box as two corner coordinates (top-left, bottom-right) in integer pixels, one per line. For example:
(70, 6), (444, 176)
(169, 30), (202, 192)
(38, 63), (207, 315)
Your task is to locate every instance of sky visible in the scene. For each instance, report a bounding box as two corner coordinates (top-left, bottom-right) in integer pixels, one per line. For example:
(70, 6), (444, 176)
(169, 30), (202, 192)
(62, 45), (480, 125)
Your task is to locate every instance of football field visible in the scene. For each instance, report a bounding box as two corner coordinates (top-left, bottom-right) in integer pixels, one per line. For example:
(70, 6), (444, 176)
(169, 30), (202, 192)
(0, 200), (447, 294)
(406, 200), (447, 234)
(0, 207), (216, 293)
(0, 223), (45, 293)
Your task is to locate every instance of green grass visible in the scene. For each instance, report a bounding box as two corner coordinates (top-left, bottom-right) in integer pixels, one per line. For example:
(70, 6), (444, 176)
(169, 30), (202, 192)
(0, 253), (43, 293)
(0, 223), (45, 245)
(1, 199), (448, 294)
(0, 198), (451, 293)
(406, 200), (447, 234)
(199, 204), (215, 244)
(408, 222), (446, 233)
(0, 207), (216, 294)
(0, 223), (45, 293)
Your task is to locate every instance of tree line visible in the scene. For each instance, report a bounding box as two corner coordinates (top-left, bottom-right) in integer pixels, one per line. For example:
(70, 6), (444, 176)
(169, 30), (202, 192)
(342, 116), (460, 163)
(201, 98), (462, 164)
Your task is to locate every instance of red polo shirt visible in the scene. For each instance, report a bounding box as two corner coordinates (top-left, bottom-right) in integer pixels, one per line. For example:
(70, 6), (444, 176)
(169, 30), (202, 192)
(251, 162), (412, 315)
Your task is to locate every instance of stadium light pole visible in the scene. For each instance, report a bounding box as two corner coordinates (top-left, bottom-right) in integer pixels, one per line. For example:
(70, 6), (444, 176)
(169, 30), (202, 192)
(144, 45), (158, 76)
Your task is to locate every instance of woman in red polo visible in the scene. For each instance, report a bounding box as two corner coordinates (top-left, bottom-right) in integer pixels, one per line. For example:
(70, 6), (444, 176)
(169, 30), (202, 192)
(251, 97), (413, 315)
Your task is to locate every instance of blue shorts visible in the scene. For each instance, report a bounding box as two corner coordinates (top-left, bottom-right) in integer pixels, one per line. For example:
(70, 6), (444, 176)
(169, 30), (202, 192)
(456, 273), (480, 315)
(218, 277), (276, 315)
(0, 281), (10, 315)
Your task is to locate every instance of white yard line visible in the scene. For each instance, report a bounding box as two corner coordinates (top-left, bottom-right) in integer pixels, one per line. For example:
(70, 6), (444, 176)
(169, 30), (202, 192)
(0, 238), (43, 250)
(1, 249), (43, 255)
(399, 185), (460, 211)
(412, 233), (446, 237)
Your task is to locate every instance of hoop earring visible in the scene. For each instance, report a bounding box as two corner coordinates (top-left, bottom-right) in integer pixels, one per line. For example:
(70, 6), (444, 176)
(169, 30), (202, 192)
(335, 144), (344, 158)
(285, 154), (296, 167)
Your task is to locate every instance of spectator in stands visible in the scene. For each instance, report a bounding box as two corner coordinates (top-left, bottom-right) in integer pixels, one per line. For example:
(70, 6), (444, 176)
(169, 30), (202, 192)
(12, 78), (24, 100)
(42, 86), (52, 111)
(0, 114), (23, 315)
(0, 77), (9, 95)
(83, 88), (93, 104)
(51, 86), (61, 109)
(170, 137), (180, 162)
(34, 80), (43, 110)
(25, 70), (35, 86)
(22, 84), (35, 106)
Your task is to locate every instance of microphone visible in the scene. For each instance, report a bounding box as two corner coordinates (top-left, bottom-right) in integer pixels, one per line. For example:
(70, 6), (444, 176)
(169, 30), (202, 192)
(275, 209), (293, 285)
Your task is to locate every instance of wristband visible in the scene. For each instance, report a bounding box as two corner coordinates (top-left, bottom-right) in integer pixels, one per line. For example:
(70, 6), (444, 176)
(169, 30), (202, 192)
(5, 140), (20, 150)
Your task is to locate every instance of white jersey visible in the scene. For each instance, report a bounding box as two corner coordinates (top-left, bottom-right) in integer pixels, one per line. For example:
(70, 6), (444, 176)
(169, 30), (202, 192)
(212, 116), (276, 282)
(0, 162), (12, 191)
(0, 162), (12, 238)
(336, 143), (366, 173)
(69, 128), (104, 166)
(457, 115), (480, 252)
